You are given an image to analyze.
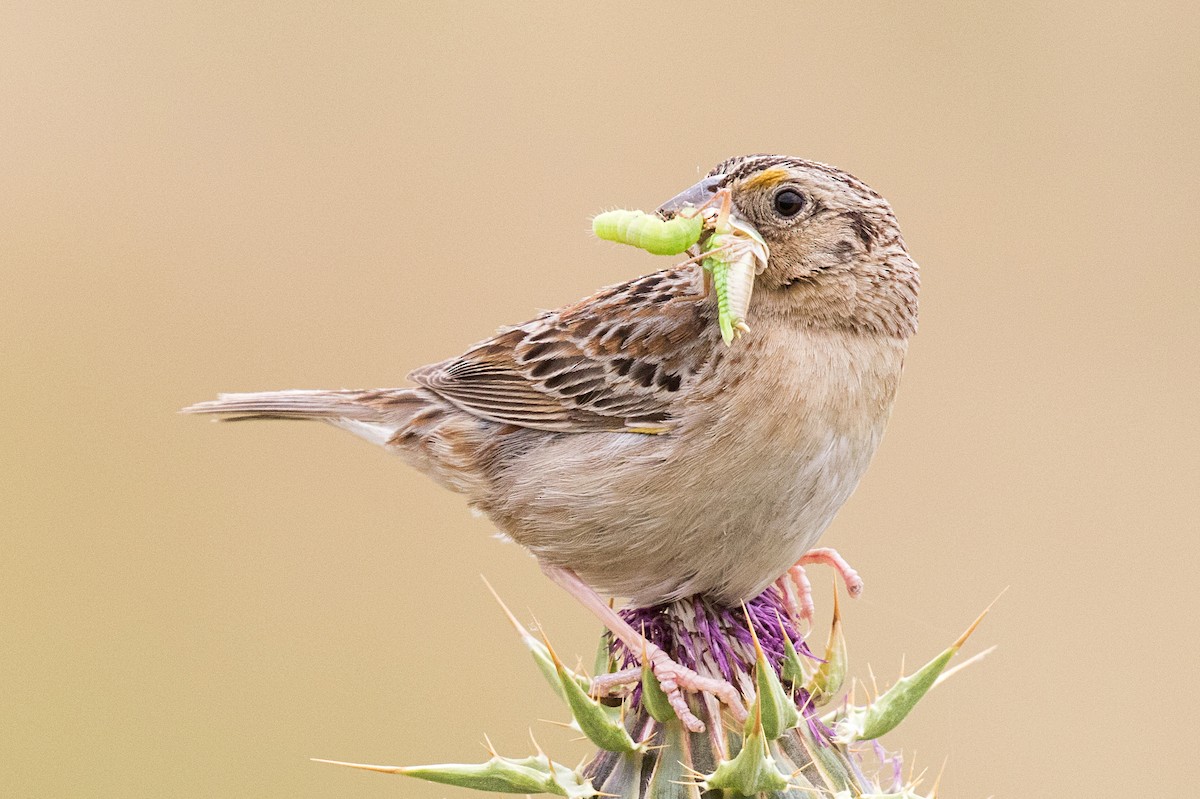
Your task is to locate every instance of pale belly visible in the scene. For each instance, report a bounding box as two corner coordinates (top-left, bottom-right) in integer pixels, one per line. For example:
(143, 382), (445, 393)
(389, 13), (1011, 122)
(516, 426), (883, 605)
(489, 328), (904, 606)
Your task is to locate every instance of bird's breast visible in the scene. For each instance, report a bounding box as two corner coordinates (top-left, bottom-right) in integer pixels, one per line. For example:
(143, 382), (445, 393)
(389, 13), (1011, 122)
(682, 322), (906, 441)
(497, 325), (909, 605)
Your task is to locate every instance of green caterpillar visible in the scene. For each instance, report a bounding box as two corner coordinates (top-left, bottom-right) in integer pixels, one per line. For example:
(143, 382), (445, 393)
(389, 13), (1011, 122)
(592, 198), (768, 347)
(592, 209), (704, 256)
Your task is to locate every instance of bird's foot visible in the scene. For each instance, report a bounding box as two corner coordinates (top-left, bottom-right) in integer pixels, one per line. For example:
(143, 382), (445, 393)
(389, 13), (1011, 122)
(785, 547), (863, 625)
(589, 648), (746, 733)
(780, 565), (817, 625)
(799, 547), (863, 596)
(644, 645), (746, 733)
(540, 563), (747, 733)
(589, 667), (640, 696)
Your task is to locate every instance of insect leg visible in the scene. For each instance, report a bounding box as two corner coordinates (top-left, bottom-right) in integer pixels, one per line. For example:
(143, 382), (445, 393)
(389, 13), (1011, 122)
(675, 241), (729, 268)
(673, 187), (732, 226)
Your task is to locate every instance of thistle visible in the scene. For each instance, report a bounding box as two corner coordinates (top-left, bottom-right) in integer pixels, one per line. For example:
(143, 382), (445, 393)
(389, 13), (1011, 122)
(317, 584), (990, 798)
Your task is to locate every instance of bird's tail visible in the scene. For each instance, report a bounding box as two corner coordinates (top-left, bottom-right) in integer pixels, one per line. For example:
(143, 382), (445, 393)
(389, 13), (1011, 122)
(181, 389), (388, 421)
(181, 388), (435, 448)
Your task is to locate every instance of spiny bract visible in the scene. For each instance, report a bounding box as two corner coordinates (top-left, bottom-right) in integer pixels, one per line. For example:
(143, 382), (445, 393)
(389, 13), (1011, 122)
(318, 584), (989, 799)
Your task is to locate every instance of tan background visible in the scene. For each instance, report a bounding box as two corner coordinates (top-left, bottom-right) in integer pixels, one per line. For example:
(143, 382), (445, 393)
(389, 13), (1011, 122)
(3, 2), (1197, 797)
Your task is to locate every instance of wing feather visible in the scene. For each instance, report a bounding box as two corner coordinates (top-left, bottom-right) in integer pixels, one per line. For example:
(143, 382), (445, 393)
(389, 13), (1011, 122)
(409, 267), (719, 434)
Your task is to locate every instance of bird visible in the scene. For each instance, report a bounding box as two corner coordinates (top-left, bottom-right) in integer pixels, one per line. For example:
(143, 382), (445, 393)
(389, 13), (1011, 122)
(184, 154), (920, 732)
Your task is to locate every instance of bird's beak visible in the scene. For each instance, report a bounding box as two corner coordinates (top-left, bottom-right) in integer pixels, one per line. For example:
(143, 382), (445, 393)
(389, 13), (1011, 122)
(657, 175), (724, 216)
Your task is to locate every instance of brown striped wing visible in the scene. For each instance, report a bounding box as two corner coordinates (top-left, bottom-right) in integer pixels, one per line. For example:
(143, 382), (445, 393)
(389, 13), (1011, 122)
(408, 268), (719, 434)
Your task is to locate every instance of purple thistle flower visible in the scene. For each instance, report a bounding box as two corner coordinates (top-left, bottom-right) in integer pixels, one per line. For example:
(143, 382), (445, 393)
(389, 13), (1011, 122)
(614, 586), (816, 701)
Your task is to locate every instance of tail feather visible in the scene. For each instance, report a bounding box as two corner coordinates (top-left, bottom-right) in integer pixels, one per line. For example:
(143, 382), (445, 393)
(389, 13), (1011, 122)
(184, 386), (481, 492)
(181, 389), (377, 421)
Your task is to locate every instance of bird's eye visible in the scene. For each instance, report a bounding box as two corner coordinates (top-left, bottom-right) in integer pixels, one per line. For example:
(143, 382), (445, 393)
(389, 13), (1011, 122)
(772, 188), (806, 218)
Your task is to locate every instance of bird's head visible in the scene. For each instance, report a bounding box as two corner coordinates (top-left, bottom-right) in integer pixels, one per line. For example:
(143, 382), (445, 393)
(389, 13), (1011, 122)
(660, 154), (920, 337)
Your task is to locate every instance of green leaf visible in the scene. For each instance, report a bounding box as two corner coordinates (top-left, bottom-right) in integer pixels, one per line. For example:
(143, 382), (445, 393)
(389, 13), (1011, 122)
(485, 579), (590, 702)
(644, 722), (691, 799)
(639, 660), (676, 725)
(701, 698), (791, 795)
(804, 587), (847, 707)
(746, 611), (800, 739)
(779, 626), (812, 687)
(547, 636), (640, 753)
(593, 630), (616, 678)
(313, 753), (597, 799)
(834, 606), (988, 743)
(791, 711), (855, 795)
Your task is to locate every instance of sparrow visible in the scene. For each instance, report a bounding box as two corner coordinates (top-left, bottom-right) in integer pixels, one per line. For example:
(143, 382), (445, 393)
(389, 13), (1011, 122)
(184, 154), (920, 731)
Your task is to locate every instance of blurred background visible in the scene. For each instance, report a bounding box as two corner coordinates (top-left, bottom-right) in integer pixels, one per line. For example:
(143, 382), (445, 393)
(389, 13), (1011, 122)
(2, 2), (1197, 796)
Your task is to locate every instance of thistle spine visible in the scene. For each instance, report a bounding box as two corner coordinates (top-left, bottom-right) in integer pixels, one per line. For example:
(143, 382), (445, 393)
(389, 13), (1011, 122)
(316, 586), (991, 799)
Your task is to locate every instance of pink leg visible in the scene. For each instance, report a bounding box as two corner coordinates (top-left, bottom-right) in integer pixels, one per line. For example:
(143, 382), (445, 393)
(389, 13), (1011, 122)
(540, 564), (747, 733)
(786, 563), (818, 624)
(797, 547), (864, 597)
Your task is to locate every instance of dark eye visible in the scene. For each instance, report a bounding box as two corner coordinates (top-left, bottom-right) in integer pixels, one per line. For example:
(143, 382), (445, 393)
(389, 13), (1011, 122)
(773, 188), (806, 217)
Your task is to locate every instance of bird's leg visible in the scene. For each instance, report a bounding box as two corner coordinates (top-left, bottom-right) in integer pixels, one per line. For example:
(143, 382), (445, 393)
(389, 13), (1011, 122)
(676, 242), (729, 269)
(788, 547), (864, 624)
(539, 563), (748, 733)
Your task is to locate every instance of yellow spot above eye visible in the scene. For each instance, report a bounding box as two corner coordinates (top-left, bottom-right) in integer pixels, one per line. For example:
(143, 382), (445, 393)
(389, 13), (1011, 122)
(740, 168), (790, 192)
